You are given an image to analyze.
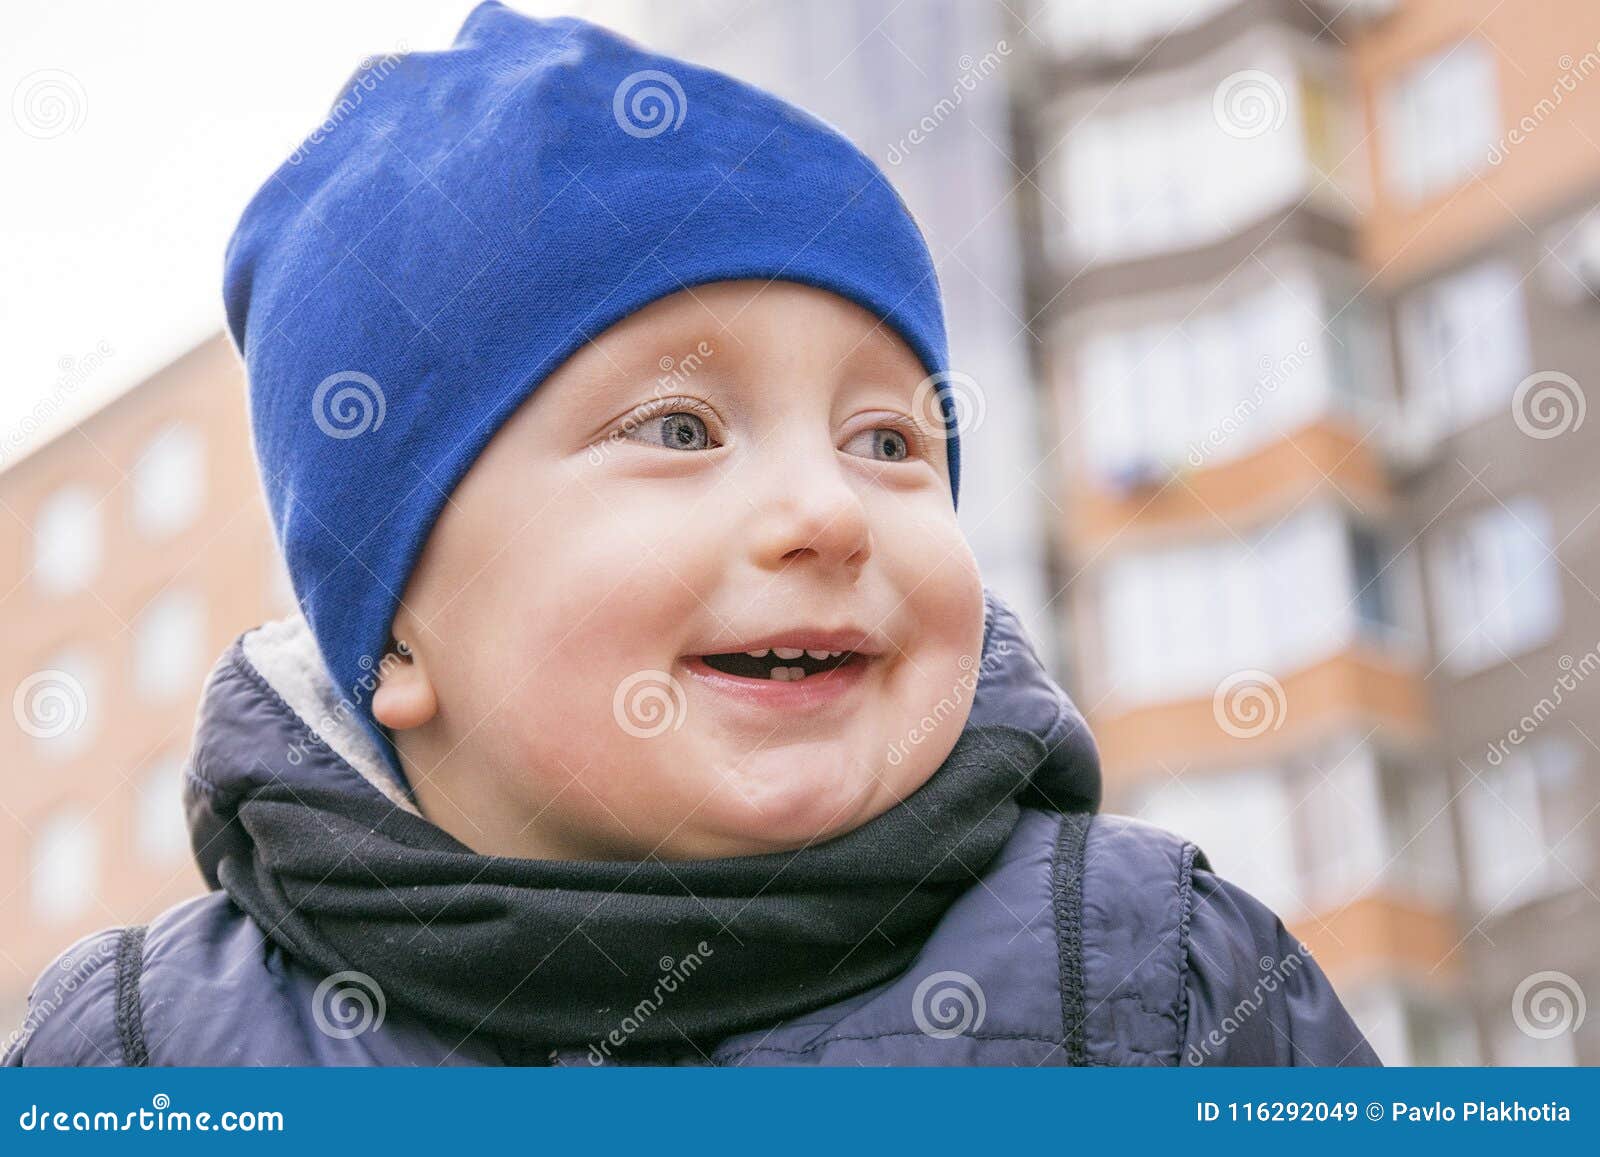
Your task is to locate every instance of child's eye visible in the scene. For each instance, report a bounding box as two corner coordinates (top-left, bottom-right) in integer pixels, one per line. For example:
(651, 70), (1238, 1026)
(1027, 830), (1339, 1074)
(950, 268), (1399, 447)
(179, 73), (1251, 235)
(617, 400), (721, 452)
(843, 425), (917, 463)
(653, 411), (711, 451)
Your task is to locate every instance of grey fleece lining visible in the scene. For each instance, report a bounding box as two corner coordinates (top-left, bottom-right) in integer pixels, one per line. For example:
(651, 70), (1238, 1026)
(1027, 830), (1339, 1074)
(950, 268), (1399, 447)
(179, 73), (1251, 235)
(240, 614), (420, 816)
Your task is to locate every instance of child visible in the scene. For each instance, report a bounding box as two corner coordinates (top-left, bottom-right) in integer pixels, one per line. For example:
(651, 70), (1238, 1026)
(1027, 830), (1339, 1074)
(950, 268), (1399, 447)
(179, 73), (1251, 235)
(6, 3), (1377, 1067)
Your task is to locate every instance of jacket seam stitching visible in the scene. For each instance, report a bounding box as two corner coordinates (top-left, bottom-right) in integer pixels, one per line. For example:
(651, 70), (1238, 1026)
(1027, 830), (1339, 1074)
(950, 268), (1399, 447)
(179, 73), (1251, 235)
(1052, 811), (1089, 1067)
(226, 644), (334, 759)
(1175, 840), (1199, 1065)
(715, 1029), (1066, 1064)
(113, 925), (150, 1067)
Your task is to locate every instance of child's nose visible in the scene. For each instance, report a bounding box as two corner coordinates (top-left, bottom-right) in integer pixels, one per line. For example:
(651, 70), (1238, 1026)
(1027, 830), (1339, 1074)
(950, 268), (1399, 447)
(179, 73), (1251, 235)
(744, 450), (873, 577)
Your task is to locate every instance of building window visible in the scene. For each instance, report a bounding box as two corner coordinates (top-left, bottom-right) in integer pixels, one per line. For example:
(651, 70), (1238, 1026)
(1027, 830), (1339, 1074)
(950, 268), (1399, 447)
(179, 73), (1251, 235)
(1078, 275), (1330, 483)
(1044, 0), (1233, 57)
(1492, 1016), (1580, 1066)
(1379, 761), (1460, 903)
(1102, 506), (1387, 701)
(130, 422), (205, 539)
(1349, 526), (1395, 636)
(1343, 987), (1479, 1066)
(31, 809), (98, 923)
(32, 485), (102, 594)
(133, 590), (206, 701)
(1342, 988), (1407, 1065)
(1381, 39), (1498, 203)
(27, 647), (100, 763)
(1461, 738), (1583, 912)
(1398, 259), (1530, 436)
(1428, 499), (1561, 674)
(134, 753), (190, 863)
(1407, 1001), (1481, 1066)
(1322, 289), (1393, 416)
(1061, 62), (1308, 262)
(1284, 743), (1460, 911)
(1131, 765), (1301, 917)
(1293, 744), (1387, 910)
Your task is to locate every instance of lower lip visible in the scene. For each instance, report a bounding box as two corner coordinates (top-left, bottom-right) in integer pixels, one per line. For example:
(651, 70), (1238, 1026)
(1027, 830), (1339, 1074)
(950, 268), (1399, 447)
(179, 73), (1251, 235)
(679, 654), (873, 715)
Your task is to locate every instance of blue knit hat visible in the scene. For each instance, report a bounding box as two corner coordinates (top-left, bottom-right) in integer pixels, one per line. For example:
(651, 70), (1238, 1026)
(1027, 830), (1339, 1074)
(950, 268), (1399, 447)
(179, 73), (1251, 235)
(223, 1), (960, 778)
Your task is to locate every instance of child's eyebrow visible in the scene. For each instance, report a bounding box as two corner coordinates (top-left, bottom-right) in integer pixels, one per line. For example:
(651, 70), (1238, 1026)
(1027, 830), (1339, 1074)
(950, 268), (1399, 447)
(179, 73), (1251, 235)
(559, 341), (698, 405)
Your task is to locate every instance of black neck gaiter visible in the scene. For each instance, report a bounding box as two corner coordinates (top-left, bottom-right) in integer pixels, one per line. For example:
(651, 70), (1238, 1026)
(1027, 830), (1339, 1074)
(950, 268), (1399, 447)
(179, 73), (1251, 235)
(216, 724), (1057, 1054)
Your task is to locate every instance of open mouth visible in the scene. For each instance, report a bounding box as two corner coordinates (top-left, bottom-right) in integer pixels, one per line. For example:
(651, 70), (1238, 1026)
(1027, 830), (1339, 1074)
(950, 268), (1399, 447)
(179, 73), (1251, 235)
(697, 648), (860, 682)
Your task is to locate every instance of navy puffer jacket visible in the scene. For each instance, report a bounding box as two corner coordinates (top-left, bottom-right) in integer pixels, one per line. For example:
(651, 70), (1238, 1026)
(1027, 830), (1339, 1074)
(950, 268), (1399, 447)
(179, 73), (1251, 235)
(5, 593), (1379, 1067)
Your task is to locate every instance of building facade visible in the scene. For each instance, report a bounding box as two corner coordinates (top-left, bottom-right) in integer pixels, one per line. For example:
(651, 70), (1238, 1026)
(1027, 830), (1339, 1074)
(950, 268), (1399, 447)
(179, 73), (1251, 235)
(0, 335), (286, 1029)
(1017, 0), (1600, 1064)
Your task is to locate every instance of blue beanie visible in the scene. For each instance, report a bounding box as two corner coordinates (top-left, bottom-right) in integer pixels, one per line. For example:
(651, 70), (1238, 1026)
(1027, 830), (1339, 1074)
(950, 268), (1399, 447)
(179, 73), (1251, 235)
(223, 1), (960, 778)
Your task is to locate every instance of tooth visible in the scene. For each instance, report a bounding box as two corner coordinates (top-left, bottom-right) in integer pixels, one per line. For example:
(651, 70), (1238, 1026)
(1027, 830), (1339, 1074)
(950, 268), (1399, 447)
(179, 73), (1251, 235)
(805, 649), (831, 660)
(773, 647), (804, 660)
(746, 648), (771, 658)
(768, 666), (806, 681)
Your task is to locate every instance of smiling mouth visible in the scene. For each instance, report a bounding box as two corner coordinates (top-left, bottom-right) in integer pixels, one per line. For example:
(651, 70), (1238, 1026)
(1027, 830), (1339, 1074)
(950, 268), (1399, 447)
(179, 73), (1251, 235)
(697, 648), (862, 682)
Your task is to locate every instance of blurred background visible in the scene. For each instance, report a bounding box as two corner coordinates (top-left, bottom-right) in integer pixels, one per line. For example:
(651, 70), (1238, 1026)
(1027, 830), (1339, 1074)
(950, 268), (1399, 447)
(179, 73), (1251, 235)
(4, 0), (1598, 1065)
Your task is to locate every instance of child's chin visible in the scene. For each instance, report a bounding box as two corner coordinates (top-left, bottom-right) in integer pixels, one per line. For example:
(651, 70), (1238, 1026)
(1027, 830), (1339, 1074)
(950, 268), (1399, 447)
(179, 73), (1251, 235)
(684, 750), (930, 857)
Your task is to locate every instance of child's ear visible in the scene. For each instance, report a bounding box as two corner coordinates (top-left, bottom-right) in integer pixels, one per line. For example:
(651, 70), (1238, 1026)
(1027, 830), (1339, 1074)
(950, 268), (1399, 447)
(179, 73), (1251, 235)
(372, 637), (438, 730)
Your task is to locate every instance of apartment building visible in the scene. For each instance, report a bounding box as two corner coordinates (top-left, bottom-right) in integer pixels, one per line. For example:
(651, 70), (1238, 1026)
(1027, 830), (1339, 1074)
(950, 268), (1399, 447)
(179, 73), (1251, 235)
(1017, 0), (1600, 1064)
(1355, 0), (1600, 1067)
(0, 335), (287, 1027)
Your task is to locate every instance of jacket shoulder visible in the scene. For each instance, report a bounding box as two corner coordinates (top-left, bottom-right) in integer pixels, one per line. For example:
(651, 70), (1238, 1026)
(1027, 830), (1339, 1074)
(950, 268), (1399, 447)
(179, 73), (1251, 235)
(9, 891), (514, 1067)
(3, 926), (128, 1066)
(1075, 814), (1380, 1067)
(3, 893), (297, 1067)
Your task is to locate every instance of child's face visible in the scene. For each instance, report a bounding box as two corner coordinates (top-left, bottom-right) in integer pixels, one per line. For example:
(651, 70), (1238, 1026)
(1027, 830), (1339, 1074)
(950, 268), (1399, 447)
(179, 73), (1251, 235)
(374, 280), (984, 860)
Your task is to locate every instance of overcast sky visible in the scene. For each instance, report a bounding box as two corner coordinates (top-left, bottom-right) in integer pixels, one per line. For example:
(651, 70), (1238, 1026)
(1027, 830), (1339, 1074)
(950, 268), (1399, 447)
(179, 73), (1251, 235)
(1, 0), (648, 466)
